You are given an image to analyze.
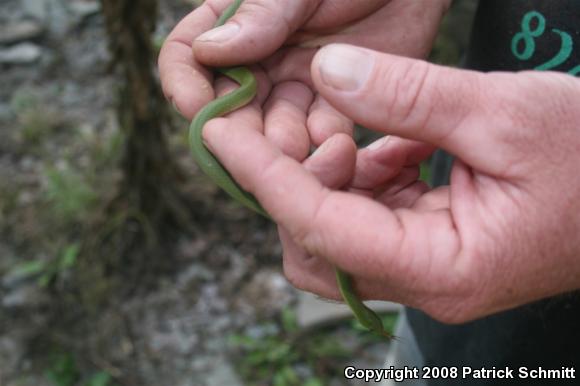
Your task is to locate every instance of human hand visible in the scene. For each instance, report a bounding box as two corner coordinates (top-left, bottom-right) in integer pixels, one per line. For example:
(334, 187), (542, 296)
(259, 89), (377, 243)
(159, 0), (451, 159)
(201, 43), (580, 324)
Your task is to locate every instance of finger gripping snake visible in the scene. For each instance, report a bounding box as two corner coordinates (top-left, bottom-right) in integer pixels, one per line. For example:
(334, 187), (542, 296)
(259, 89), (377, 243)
(189, 0), (392, 338)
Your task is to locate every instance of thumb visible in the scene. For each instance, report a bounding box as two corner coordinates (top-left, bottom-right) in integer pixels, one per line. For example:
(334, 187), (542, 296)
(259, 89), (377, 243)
(311, 44), (511, 171)
(194, 0), (322, 66)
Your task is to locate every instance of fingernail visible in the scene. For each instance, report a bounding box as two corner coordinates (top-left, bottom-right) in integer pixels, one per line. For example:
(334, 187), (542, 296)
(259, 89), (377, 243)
(197, 23), (240, 43)
(366, 136), (390, 151)
(311, 137), (334, 158)
(318, 45), (374, 91)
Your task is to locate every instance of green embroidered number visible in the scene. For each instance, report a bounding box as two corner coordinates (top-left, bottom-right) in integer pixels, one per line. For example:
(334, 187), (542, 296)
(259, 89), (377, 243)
(511, 11), (546, 60)
(535, 29), (573, 71)
(569, 65), (580, 76)
(511, 10), (578, 76)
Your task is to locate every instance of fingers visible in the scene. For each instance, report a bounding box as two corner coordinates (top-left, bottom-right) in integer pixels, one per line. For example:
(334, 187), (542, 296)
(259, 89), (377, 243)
(377, 180), (429, 209)
(353, 136), (434, 190)
(279, 227), (341, 299)
(303, 133), (357, 189)
(202, 113), (461, 286)
(264, 82), (313, 161)
(307, 95), (353, 146)
(300, 0), (387, 30)
(159, 1), (235, 120)
(295, 0), (444, 59)
(376, 166), (421, 196)
(262, 82), (353, 162)
(281, 133), (357, 301)
(412, 186), (450, 212)
(194, 0), (323, 66)
(310, 44), (521, 173)
(213, 66), (271, 126)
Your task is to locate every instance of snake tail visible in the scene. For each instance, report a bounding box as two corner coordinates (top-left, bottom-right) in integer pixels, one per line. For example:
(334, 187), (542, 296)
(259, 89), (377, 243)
(335, 269), (394, 338)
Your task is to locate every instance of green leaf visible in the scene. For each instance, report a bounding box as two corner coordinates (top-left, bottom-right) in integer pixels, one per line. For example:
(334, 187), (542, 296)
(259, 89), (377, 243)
(45, 352), (79, 386)
(273, 371), (288, 386)
(304, 378), (324, 386)
(59, 243), (80, 270)
(38, 271), (54, 288)
(281, 365), (299, 384)
(308, 337), (347, 358)
(228, 333), (258, 348)
(84, 371), (112, 386)
(44, 167), (97, 223)
(281, 308), (298, 333)
(247, 350), (268, 366)
(266, 342), (291, 362)
(10, 260), (47, 278)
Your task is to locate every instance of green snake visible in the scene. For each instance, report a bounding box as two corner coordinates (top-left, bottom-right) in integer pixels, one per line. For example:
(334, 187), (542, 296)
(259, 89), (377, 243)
(189, 0), (392, 338)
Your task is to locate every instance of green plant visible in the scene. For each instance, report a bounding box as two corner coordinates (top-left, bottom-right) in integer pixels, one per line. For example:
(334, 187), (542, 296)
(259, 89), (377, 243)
(9, 243), (80, 287)
(44, 350), (115, 386)
(230, 308), (350, 386)
(11, 90), (63, 146)
(45, 352), (80, 386)
(44, 166), (98, 224)
(231, 308), (399, 386)
(84, 372), (114, 386)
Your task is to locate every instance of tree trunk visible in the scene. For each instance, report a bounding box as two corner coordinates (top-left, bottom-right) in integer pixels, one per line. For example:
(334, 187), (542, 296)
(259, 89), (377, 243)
(88, 0), (193, 294)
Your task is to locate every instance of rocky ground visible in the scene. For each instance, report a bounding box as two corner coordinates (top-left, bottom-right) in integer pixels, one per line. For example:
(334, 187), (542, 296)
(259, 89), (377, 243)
(0, 1), (476, 385)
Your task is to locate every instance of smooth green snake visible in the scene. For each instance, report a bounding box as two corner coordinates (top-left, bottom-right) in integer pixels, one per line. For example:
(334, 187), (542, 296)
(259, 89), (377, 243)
(189, 0), (392, 338)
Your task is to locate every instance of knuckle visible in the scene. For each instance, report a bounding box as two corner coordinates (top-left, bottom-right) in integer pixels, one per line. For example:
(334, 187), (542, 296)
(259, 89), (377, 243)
(282, 255), (309, 291)
(205, 0), (232, 21)
(250, 151), (286, 194)
(377, 59), (432, 130)
(288, 189), (332, 255)
(238, 0), (292, 36)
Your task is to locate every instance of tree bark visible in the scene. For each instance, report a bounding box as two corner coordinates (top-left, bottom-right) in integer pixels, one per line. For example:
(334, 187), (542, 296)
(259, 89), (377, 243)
(102, 0), (190, 231)
(92, 0), (192, 290)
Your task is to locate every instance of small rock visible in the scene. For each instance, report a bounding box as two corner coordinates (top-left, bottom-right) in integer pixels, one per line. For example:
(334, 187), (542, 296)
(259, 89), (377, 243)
(17, 190), (35, 206)
(204, 357), (243, 386)
(0, 43), (42, 64)
(148, 329), (199, 355)
(191, 357), (212, 371)
(0, 21), (44, 45)
(236, 270), (295, 316)
(22, 0), (68, 36)
(0, 103), (13, 121)
(177, 263), (215, 287)
(176, 238), (208, 260)
(69, 1), (100, 19)
(0, 335), (25, 378)
(19, 156), (35, 171)
(244, 322), (279, 339)
(22, 0), (50, 22)
(1, 282), (49, 308)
